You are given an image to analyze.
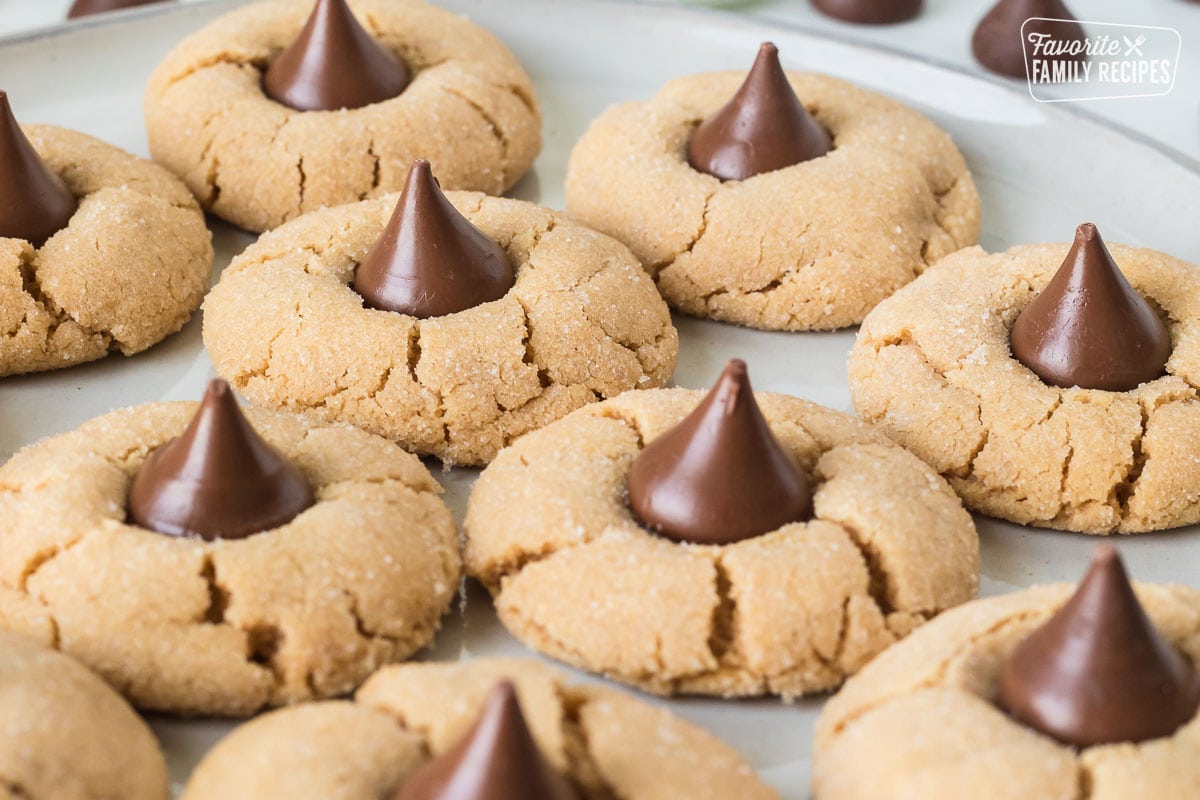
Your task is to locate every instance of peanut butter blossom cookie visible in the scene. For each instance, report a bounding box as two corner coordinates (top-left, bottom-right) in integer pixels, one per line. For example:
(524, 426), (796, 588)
(182, 659), (777, 800)
(0, 631), (169, 800)
(144, 0), (541, 233)
(0, 91), (212, 377)
(850, 223), (1199, 534)
(0, 380), (459, 716)
(204, 160), (678, 466)
(565, 43), (979, 331)
(465, 360), (979, 698)
(815, 547), (1200, 799)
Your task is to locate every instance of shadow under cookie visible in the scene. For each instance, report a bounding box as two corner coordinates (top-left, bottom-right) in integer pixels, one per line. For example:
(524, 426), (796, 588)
(181, 658), (779, 800)
(202, 188), (678, 467)
(464, 380), (980, 698)
(0, 396), (460, 716)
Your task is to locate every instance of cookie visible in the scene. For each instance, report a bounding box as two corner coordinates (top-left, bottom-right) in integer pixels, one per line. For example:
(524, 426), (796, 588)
(848, 234), (1200, 534)
(181, 658), (778, 800)
(144, 0), (541, 233)
(0, 631), (169, 800)
(813, 562), (1200, 799)
(202, 189), (678, 466)
(565, 57), (979, 331)
(0, 398), (459, 716)
(1, 119), (213, 377)
(464, 382), (979, 698)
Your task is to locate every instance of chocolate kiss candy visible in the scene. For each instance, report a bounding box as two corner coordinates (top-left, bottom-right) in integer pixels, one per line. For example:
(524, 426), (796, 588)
(972, 0), (1087, 79)
(627, 359), (813, 545)
(997, 546), (1200, 748)
(811, 0), (923, 25)
(67, 0), (171, 19)
(687, 42), (832, 182)
(392, 682), (577, 800)
(127, 379), (315, 541)
(1010, 223), (1170, 392)
(0, 91), (77, 246)
(354, 160), (515, 318)
(263, 0), (410, 112)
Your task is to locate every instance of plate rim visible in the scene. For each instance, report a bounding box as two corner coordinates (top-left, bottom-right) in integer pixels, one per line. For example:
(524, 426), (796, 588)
(3, 0), (1197, 179)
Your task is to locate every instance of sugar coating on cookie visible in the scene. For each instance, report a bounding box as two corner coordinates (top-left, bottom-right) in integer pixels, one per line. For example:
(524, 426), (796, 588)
(0, 631), (169, 799)
(0, 402), (460, 716)
(813, 583), (1200, 800)
(464, 389), (980, 698)
(849, 241), (1200, 534)
(181, 658), (778, 800)
(144, 0), (542, 233)
(202, 191), (678, 466)
(0, 125), (213, 377)
(565, 71), (979, 331)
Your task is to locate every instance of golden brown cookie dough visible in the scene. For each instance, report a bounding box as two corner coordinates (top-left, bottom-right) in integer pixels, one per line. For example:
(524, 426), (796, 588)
(1, 125), (213, 377)
(144, 0), (541, 233)
(203, 191), (678, 466)
(182, 658), (778, 800)
(0, 631), (169, 800)
(0, 400), (459, 716)
(464, 388), (980, 698)
(565, 71), (979, 331)
(849, 241), (1200, 534)
(813, 582), (1200, 800)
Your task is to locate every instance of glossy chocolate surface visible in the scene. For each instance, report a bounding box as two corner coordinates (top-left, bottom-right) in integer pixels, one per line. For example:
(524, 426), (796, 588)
(127, 379), (315, 541)
(997, 546), (1200, 747)
(354, 160), (515, 318)
(0, 91), (77, 246)
(811, 0), (922, 25)
(263, 0), (410, 112)
(972, 0), (1086, 79)
(392, 682), (577, 800)
(627, 359), (813, 545)
(1010, 223), (1171, 391)
(687, 43), (831, 182)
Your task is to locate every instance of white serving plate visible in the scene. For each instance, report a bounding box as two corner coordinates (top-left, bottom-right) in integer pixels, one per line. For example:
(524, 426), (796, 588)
(3, 1), (1200, 797)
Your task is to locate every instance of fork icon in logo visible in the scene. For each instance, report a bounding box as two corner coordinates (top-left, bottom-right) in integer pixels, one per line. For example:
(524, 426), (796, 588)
(1124, 35), (1147, 56)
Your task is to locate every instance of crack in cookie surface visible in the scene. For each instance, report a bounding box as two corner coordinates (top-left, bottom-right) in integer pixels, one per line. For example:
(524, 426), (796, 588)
(566, 72), (980, 331)
(850, 242), (1200, 534)
(465, 389), (978, 698)
(0, 127), (212, 377)
(814, 584), (1200, 800)
(144, 0), (542, 232)
(0, 402), (460, 716)
(204, 192), (677, 466)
